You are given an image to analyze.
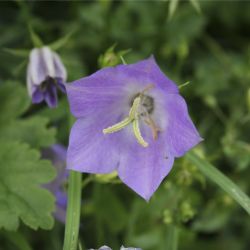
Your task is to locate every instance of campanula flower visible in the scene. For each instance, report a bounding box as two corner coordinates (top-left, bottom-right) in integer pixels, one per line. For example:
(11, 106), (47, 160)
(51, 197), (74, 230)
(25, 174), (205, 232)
(66, 56), (202, 200)
(27, 46), (67, 108)
(42, 144), (68, 223)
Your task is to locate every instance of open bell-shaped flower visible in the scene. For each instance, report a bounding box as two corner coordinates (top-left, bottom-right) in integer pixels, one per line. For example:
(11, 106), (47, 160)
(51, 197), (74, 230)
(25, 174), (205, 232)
(66, 56), (202, 200)
(27, 46), (67, 108)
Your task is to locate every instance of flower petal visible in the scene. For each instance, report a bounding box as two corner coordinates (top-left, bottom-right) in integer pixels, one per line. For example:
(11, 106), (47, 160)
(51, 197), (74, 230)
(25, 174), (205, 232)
(27, 62), (35, 96)
(164, 94), (203, 157)
(67, 114), (120, 173)
(117, 125), (174, 201)
(66, 68), (125, 118)
(56, 78), (66, 93)
(52, 52), (67, 81)
(28, 48), (50, 85)
(41, 47), (56, 76)
(32, 88), (44, 103)
(126, 56), (179, 94)
(44, 84), (58, 108)
(66, 58), (177, 119)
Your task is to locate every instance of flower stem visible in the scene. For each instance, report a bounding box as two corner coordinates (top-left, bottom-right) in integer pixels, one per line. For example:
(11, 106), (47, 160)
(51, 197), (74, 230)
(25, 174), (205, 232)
(63, 170), (82, 250)
(166, 225), (179, 250)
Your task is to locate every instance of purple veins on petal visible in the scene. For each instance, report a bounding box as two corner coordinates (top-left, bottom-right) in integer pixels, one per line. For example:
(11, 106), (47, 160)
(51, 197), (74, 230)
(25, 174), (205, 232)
(42, 144), (68, 223)
(66, 56), (202, 200)
(27, 46), (67, 108)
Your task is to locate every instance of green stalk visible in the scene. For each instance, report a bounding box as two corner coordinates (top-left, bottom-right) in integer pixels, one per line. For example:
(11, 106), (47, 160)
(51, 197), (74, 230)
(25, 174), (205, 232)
(166, 225), (179, 250)
(186, 151), (250, 215)
(63, 170), (82, 250)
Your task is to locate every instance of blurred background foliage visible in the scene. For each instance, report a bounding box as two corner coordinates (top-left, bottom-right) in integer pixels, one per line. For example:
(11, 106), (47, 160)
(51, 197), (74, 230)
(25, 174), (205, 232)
(0, 1), (250, 250)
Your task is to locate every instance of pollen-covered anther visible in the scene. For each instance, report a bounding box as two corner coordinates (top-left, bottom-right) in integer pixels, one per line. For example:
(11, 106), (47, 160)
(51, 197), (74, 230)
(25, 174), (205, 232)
(103, 96), (149, 147)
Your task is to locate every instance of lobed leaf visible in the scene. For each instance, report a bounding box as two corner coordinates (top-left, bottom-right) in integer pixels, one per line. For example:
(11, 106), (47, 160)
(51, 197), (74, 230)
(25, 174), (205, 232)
(0, 83), (30, 123)
(0, 116), (56, 148)
(0, 141), (56, 231)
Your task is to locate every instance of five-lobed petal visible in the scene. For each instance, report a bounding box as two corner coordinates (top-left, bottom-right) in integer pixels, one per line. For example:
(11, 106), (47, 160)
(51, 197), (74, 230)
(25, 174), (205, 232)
(66, 56), (202, 200)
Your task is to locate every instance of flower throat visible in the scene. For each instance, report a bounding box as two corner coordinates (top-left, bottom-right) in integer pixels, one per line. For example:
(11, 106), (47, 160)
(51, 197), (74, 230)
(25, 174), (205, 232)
(103, 84), (160, 147)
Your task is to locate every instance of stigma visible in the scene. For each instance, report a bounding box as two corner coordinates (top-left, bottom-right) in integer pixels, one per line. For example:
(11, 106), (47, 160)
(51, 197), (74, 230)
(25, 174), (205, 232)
(103, 84), (160, 147)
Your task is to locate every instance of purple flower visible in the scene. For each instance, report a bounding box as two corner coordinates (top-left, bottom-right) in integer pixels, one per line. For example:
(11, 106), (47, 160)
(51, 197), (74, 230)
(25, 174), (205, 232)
(42, 144), (68, 223)
(27, 46), (67, 108)
(66, 56), (202, 200)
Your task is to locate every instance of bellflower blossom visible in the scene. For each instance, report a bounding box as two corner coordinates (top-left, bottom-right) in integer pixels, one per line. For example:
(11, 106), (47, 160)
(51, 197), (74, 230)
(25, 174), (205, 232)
(66, 57), (202, 200)
(42, 144), (68, 223)
(27, 46), (67, 108)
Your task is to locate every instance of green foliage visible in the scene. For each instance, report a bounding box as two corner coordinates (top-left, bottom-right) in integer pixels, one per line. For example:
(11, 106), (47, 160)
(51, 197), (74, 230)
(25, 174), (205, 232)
(187, 151), (250, 215)
(29, 25), (43, 48)
(0, 83), (57, 231)
(0, 83), (56, 147)
(98, 44), (130, 68)
(93, 185), (128, 234)
(0, 1), (250, 250)
(0, 83), (30, 123)
(0, 116), (55, 148)
(0, 141), (56, 230)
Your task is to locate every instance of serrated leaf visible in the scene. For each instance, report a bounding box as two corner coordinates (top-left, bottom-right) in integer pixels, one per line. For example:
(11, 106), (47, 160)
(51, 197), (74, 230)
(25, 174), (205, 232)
(0, 83), (30, 122)
(0, 141), (56, 231)
(0, 83), (56, 148)
(0, 116), (56, 148)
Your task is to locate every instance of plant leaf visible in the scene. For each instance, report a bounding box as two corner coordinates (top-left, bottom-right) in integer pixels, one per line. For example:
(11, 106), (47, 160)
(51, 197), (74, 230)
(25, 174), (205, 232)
(49, 28), (76, 51)
(2, 231), (32, 250)
(0, 116), (56, 148)
(189, 0), (201, 14)
(0, 83), (30, 123)
(168, 0), (179, 21)
(186, 151), (250, 215)
(0, 141), (56, 230)
(3, 48), (30, 58)
(29, 25), (43, 48)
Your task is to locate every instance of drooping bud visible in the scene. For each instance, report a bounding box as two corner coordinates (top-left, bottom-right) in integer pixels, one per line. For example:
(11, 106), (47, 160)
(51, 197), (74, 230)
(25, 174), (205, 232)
(27, 46), (67, 108)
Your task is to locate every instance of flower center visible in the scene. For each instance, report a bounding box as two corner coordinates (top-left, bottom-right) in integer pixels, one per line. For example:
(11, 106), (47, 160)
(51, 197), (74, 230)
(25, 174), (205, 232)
(40, 76), (56, 91)
(103, 84), (160, 147)
(130, 94), (154, 116)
